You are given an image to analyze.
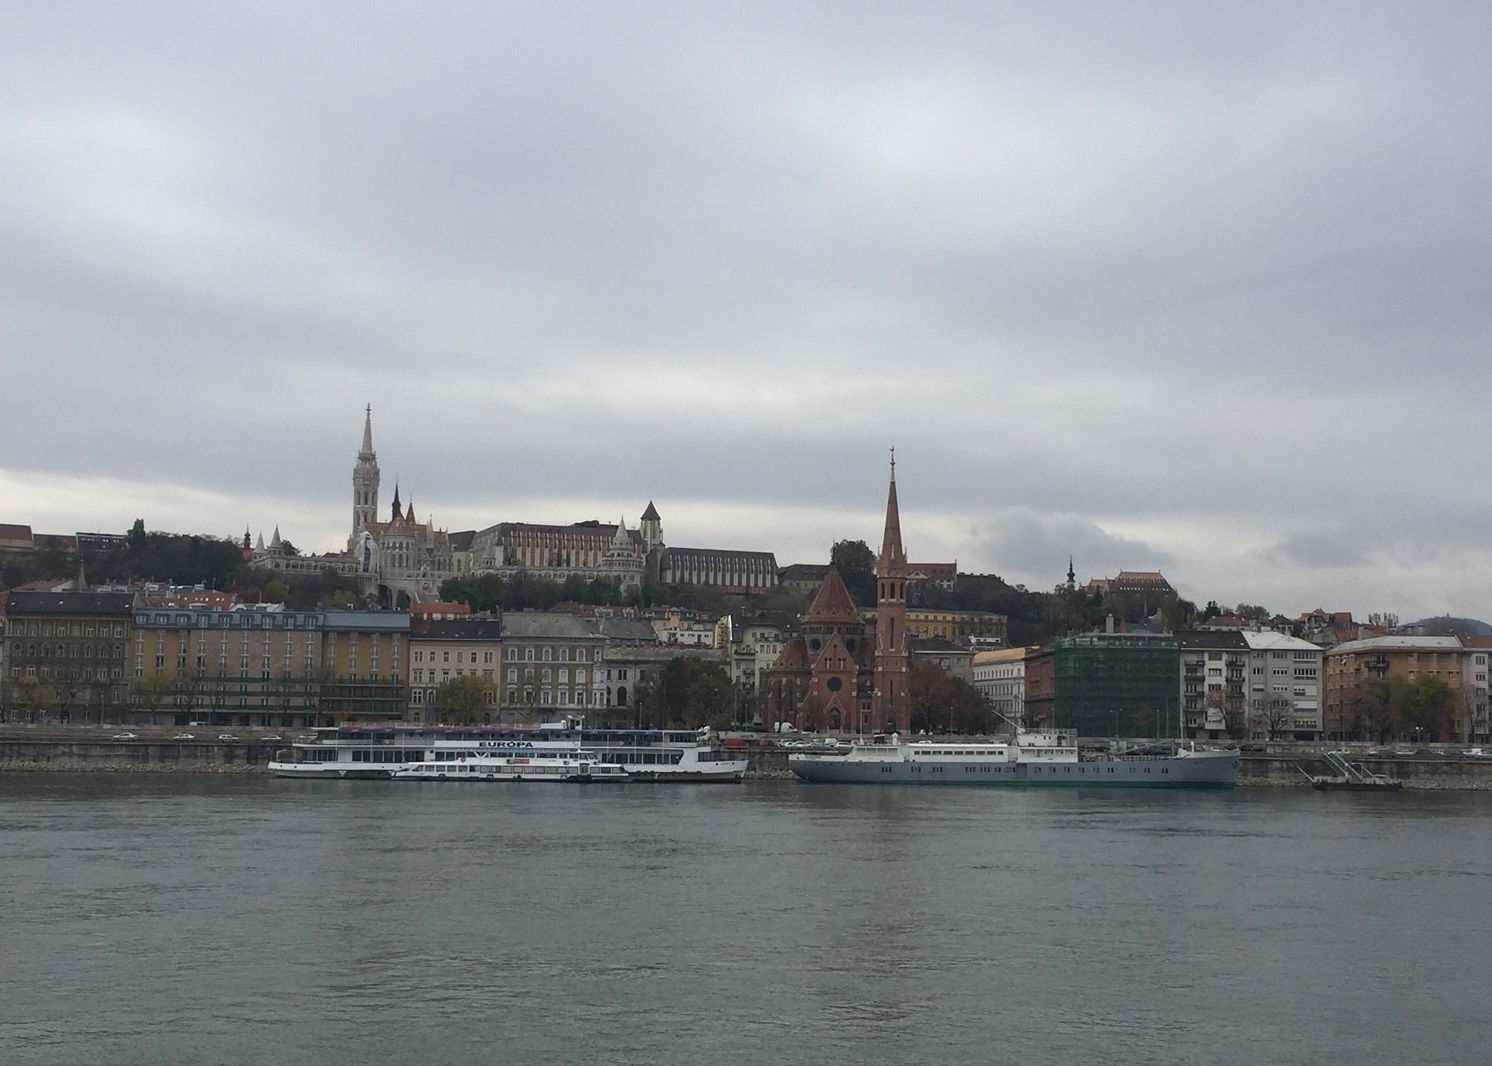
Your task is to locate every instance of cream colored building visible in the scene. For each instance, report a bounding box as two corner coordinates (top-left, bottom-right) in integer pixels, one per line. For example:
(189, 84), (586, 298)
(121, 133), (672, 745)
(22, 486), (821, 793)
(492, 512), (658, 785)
(971, 646), (1031, 729)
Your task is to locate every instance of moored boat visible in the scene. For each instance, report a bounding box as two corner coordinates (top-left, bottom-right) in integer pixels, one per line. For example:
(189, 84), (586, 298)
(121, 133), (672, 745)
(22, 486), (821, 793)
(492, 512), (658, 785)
(392, 751), (628, 783)
(788, 729), (1237, 788)
(270, 721), (747, 782)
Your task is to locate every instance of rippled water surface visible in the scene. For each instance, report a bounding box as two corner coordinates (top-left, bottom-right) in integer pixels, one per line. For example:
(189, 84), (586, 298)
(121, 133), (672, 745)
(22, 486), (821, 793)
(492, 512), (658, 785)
(3, 775), (1489, 1065)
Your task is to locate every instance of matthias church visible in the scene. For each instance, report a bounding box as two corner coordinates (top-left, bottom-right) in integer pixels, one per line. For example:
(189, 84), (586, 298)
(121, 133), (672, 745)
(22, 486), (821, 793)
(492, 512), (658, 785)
(252, 408), (778, 605)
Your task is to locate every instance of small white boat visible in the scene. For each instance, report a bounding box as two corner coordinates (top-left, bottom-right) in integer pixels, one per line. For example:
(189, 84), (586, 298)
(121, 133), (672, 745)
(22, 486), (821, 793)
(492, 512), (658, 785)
(392, 751), (629, 783)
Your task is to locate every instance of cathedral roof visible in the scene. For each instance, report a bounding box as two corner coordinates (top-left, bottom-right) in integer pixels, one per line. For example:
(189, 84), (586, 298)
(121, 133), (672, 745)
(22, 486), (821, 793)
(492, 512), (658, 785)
(641, 500), (660, 521)
(803, 569), (861, 625)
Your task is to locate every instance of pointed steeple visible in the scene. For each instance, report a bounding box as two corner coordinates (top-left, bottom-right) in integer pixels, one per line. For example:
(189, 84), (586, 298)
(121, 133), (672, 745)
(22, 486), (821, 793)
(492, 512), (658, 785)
(878, 447), (906, 570)
(1067, 556), (1076, 590)
(256, 530), (265, 551)
(352, 405), (381, 550)
(391, 482), (402, 520)
(405, 498), (415, 524)
(873, 448), (910, 735)
(271, 525), (282, 548)
(612, 516), (631, 546)
(360, 403), (375, 457)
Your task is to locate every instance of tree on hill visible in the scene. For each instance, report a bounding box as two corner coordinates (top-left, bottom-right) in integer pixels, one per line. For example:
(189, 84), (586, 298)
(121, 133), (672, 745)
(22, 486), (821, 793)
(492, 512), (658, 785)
(830, 539), (876, 607)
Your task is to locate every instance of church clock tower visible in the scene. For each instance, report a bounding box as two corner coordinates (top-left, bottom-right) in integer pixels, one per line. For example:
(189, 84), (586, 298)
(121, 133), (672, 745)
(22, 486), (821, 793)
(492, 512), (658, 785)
(872, 450), (911, 735)
(351, 404), (380, 551)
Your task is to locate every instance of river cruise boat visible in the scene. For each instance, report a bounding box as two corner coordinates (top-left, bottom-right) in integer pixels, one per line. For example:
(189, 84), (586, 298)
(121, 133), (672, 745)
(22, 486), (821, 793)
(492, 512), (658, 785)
(270, 721), (748, 782)
(788, 730), (1238, 788)
(392, 750), (629, 783)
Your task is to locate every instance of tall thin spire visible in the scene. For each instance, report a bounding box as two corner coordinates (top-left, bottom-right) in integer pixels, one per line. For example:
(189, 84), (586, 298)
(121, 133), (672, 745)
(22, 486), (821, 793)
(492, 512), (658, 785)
(874, 449), (910, 735)
(352, 405), (381, 550)
(879, 449), (905, 569)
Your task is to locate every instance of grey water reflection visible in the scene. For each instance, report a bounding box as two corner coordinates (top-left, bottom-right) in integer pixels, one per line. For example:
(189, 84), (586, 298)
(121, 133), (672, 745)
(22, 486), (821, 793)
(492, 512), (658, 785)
(3, 774), (1490, 1066)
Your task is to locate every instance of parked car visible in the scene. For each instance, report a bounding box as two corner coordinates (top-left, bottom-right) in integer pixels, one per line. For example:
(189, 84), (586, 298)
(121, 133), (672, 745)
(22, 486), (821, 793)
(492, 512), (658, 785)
(171, 733), (195, 741)
(111, 732), (138, 741)
(260, 733), (283, 741)
(217, 733), (240, 742)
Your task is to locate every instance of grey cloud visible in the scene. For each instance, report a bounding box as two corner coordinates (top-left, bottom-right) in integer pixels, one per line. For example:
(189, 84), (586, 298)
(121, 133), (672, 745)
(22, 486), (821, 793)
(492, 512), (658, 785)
(4, 2), (1492, 618)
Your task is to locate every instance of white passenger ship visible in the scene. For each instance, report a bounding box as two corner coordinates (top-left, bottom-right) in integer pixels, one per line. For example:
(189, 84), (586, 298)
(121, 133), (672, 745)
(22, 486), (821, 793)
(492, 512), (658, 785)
(392, 750), (629, 783)
(788, 730), (1237, 788)
(270, 721), (748, 782)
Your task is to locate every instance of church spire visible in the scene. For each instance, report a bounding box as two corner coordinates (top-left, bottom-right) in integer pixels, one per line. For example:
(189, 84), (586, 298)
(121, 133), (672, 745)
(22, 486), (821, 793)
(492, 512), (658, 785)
(873, 448), (910, 735)
(391, 482), (402, 520)
(878, 447), (906, 570)
(351, 405), (381, 550)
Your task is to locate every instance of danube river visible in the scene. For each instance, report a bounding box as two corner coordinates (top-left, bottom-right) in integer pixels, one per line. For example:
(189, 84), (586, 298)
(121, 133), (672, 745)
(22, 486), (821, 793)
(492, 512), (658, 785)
(3, 775), (1489, 1066)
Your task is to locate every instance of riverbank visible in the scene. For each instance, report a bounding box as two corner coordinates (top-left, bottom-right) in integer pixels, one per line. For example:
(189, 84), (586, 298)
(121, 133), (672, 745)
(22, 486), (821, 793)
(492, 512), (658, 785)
(6, 731), (1491, 787)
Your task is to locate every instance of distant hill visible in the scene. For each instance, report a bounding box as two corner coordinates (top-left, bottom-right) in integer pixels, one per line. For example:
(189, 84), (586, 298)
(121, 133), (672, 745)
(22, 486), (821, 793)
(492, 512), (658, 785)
(1410, 616), (1492, 638)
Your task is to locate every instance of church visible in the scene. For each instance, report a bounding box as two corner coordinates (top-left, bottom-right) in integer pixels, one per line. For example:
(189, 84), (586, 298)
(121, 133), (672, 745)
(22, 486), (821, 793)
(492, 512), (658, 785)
(762, 457), (911, 735)
(253, 408), (780, 604)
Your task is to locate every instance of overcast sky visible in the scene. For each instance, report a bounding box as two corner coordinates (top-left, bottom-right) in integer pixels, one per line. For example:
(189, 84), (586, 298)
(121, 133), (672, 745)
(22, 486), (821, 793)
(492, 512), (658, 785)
(4, 2), (1490, 621)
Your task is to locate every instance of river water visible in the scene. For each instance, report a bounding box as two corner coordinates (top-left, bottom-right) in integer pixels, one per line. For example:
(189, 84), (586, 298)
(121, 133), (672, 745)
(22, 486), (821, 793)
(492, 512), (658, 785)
(2, 775), (1488, 1065)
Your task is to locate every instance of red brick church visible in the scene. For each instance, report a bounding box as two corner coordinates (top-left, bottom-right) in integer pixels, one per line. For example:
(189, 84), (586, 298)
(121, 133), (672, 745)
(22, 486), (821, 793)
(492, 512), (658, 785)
(763, 458), (911, 734)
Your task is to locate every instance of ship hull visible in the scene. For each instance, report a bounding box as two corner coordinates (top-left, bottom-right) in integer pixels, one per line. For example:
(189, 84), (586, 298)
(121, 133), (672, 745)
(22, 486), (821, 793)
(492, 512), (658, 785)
(789, 753), (1237, 788)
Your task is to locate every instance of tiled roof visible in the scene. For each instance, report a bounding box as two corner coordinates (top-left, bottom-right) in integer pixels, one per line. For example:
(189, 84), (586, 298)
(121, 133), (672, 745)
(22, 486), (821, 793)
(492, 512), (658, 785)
(417, 619), (503, 641)
(1328, 635), (1464, 654)
(1175, 629), (1250, 651)
(499, 612), (602, 640)
(803, 571), (861, 625)
(4, 590), (138, 615)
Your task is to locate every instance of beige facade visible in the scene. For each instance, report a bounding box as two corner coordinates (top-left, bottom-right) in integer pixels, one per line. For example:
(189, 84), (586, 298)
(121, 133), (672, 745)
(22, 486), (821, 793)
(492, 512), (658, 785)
(1323, 635), (1466, 741)
(4, 591), (134, 723)
(408, 619), (501, 721)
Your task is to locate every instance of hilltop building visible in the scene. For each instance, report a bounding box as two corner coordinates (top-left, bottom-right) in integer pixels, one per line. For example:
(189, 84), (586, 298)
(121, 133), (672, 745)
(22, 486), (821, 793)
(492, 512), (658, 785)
(252, 408), (777, 604)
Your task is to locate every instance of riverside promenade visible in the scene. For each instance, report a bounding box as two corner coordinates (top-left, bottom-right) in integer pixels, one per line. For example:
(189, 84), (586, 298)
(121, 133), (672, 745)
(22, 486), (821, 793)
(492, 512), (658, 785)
(5, 725), (1492, 787)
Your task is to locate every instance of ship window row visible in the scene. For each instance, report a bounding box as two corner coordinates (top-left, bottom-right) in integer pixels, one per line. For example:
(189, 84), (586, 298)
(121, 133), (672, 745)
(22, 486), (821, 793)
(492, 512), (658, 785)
(350, 749), (422, 763)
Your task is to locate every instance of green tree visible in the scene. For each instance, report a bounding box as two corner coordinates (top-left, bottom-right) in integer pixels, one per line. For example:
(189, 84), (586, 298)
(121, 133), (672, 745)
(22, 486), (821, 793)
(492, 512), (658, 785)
(435, 674), (494, 724)
(830, 539), (876, 607)
(1403, 676), (1455, 742)
(1356, 677), (1409, 742)
(908, 660), (992, 735)
(650, 657), (735, 729)
(440, 574), (507, 613)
